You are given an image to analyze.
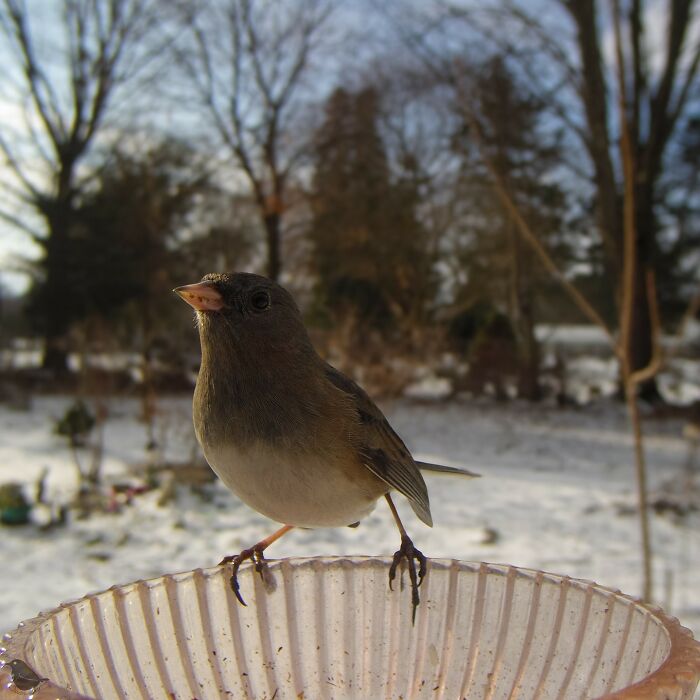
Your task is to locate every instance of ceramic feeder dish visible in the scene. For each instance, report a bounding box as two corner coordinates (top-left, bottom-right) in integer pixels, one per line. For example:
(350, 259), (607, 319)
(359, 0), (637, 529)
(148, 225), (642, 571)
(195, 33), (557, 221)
(1, 558), (699, 699)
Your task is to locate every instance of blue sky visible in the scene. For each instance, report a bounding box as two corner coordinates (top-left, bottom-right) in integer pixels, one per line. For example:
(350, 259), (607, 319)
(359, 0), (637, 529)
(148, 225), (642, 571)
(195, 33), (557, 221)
(0, 0), (695, 297)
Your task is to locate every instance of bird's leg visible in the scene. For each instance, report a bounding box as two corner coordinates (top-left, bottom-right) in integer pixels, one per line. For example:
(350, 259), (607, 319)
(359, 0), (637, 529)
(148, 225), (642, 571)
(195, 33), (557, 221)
(385, 494), (427, 623)
(219, 524), (294, 606)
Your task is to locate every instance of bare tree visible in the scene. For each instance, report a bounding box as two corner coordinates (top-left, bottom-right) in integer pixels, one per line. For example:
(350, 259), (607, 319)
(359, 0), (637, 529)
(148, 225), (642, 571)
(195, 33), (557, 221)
(0, 0), (163, 372)
(563, 0), (699, 400)
(387, 3), (671, 601)
(450, 13), (665, 597)
(460, 94), (658, 601)
(467, 0), (699, 399)
(172, 0), (334, 281)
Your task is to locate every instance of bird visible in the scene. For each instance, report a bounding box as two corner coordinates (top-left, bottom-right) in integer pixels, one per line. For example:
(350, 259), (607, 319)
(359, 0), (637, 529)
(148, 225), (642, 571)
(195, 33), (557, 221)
(175, 272), (478, 620)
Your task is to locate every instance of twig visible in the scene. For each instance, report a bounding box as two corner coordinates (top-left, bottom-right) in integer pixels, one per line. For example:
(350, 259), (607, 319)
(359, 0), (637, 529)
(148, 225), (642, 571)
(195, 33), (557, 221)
(612, 0), (653, 602)
(459, 95), (616, 345)
(629, 269), (663, 386)
(673, 286), (700, 342)
(454, 19), (657, 598)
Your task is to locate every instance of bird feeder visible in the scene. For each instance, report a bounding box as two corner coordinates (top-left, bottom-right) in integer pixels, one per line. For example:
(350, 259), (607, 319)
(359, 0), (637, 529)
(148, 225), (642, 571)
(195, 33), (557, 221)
(1, 558), (699, 699)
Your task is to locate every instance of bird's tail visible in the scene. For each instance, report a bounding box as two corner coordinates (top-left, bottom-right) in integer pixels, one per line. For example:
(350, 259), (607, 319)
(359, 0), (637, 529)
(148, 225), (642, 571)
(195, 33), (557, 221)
(416, 461), (481, 478)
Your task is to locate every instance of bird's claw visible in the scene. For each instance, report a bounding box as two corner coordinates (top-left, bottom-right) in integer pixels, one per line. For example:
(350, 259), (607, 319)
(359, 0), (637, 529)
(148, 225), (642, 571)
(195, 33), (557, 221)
(219, 546), (269, 606)
(388, 534), (428, 623)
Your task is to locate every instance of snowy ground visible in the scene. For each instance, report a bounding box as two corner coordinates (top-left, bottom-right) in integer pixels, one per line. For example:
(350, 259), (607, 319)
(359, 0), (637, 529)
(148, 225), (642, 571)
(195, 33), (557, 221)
(0, 393), (698, 681)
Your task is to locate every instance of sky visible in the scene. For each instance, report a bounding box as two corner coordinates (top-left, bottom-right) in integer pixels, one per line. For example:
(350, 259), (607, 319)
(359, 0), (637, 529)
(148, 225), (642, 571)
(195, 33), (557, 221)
(0, 0), (382, 296)
(0, 0), (696, 298)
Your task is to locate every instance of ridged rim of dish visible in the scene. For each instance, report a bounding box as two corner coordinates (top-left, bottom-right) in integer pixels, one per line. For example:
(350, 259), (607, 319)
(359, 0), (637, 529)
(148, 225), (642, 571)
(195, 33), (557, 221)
(1, 557), (699, 700)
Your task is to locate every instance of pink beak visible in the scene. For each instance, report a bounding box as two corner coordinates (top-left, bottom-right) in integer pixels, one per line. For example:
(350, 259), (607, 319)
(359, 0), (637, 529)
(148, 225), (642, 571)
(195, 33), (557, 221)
(174, 282), (224, 312)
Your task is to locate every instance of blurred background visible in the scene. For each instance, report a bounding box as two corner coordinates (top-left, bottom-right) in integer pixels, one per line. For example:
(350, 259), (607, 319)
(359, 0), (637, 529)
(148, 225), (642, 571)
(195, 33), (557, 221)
(0, 0), (698, 655)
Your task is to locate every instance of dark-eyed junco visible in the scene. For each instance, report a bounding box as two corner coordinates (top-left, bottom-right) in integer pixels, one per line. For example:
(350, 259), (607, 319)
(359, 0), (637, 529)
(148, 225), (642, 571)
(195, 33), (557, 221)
(175, 272), (478, 619)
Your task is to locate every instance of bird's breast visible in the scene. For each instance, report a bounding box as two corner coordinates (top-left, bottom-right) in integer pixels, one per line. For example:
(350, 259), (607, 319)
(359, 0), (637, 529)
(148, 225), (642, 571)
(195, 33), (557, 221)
(200, 437), (386, 528)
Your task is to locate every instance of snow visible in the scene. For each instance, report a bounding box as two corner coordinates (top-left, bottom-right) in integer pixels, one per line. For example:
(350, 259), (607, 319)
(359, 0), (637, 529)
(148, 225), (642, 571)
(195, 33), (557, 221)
(535, 324), (612, 348)
(403, 374), (453, 400)
(535, 322), (700, 351)
(0, 393), (698, 689)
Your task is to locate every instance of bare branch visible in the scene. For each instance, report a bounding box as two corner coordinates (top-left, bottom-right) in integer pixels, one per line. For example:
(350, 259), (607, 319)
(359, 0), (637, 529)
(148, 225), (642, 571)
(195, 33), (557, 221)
(172, 0), (332, 278)
(629, 269), (663, 386)
(672, 285), (700, 344)
(667, 38), (700, 133)
(2, 0), (67, 151)
(612, 0), (654, 603)
(562, 0), (621, 267)
(0, 0), (161, 202)
(629, 0), (646, 149)
(0, 131), (41, 200)
(612, 0), (637, 367)
(501, 2), (581, 88)
(0, 174), (42, 204)
(276, 6), (329, 111)
(0, 207), (43, 239)
(240, 0), (275, 110)
(646, 0), (695, 176)
(78, 1), (137, 148)
(460, 91), (616, 344)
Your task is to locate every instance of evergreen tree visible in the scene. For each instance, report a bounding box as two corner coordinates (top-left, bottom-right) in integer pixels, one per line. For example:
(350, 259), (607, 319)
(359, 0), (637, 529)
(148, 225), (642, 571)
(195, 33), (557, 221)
(453, 57), (571, 398)
(655, 114), (700, 321)
(309, 87), (434, 338)
(0, 0), (164, 373)
(28, 140), (213, 364)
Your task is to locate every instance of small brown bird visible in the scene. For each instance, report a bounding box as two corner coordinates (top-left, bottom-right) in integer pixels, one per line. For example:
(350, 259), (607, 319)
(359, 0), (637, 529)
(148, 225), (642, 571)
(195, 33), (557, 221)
(176, 272), (478, 619)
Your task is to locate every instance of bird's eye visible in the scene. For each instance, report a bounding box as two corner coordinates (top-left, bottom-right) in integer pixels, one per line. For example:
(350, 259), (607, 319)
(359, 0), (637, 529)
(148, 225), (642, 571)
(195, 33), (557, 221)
(250, 290), (271, 312)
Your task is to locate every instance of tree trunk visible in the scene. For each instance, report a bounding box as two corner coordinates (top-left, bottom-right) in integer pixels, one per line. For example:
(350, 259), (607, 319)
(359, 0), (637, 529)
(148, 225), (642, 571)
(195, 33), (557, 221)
(629, 191), (662, 402)
(515, 296), (542, 401)
(568, 0), (665, 402)
(507, 217), (541, 400)
(628, 268), (661, 401)
(39, 160), (79, 375)
(264, 211), (281, 281)
(42, 342), (69, 374)
(41, 208), (72, 375)
(567, 0), (623, 285)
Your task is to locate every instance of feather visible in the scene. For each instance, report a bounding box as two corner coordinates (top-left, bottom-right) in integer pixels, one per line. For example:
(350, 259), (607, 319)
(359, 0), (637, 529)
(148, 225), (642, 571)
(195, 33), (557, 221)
(324, 363), (433, 527)
(416, 462), (481, 478)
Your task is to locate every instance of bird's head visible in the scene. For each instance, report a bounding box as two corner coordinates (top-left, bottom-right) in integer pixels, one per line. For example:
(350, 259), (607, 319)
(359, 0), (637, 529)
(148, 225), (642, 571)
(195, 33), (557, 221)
(174, 272), (313, 362)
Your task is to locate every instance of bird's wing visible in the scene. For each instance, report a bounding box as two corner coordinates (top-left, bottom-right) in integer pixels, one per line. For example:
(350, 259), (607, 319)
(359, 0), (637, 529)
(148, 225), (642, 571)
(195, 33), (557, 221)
(416, 461), (481, 478)
(324, 364), (433, 527)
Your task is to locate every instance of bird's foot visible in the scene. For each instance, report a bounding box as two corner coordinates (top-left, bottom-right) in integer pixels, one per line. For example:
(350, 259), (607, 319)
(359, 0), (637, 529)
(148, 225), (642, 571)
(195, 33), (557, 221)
(219, 546), (269, 606)
(388, 534), (428, 623)
(218, 525), (294, 605)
